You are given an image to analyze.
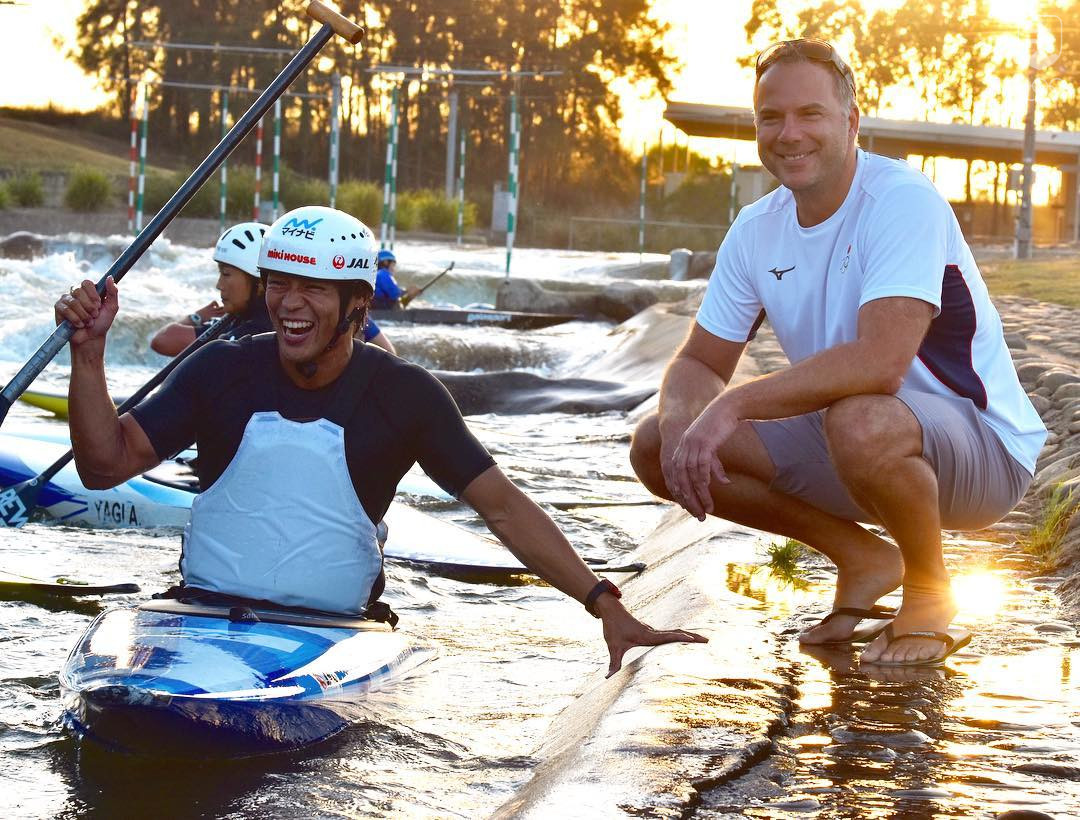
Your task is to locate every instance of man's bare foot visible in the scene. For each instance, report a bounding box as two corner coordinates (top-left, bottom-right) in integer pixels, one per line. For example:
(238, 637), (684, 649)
(799, 539), (904, 645)
(859, 586), (958, 665)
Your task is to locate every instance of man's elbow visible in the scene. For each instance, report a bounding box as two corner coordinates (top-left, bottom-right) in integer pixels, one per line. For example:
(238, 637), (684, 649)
(871, 368), (906, 396)
(73, 456), (127, 490)
(75, 466), (121, 490)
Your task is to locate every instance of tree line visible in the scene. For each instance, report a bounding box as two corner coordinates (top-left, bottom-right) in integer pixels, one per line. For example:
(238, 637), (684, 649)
(66, 0), (1080, 231)
(72, 0), (673, 221)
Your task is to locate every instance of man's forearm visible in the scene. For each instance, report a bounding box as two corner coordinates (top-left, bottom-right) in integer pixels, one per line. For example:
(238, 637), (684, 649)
(658, 355), (728, 438)
(477, 485), (600, 603)
(68, 345), (127, 483)
(722, 339), (901, 423)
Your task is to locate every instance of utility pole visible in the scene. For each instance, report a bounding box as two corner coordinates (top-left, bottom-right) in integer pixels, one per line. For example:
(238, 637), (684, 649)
(445, 87), (458, 199)
(1015, 20), (1039, 260)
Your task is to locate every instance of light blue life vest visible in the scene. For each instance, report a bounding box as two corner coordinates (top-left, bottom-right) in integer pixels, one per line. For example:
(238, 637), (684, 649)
(180, 410), (383, 615)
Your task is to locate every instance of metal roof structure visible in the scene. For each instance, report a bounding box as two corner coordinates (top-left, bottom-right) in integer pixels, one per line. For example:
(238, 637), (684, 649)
(663, 101), (1080, 241)
(663, 102), (1080, 169)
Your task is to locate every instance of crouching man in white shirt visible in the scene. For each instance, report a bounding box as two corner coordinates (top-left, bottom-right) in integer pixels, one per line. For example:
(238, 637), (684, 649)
(631, 40), (1046, 667)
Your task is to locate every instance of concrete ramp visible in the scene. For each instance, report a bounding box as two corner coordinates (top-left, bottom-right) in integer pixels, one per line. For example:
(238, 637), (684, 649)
(494, 510), (790, 817)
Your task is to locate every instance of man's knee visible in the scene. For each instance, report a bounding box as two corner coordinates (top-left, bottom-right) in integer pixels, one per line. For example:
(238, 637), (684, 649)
(824, 394), (922, 478)
(629, 414), (671, 500)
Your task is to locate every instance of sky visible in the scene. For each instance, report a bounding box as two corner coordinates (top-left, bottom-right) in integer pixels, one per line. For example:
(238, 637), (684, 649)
(0, 0), (1055, 201)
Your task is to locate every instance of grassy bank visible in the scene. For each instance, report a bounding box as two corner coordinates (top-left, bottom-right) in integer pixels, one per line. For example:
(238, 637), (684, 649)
(979, 258), (1080, 308)
(0, 117), (171, 176)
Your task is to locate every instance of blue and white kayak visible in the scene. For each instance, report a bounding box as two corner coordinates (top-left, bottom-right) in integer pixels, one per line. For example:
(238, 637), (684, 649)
(60, 598), (434, 757)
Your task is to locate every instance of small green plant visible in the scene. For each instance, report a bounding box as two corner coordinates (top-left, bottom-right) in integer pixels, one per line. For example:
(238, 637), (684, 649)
(767, 538), (808, 586)
(0, 184), (9, 210)
(1022, 482), (1080, 568)
(7, 172), (45, 207)
(64, 168), (113, 212)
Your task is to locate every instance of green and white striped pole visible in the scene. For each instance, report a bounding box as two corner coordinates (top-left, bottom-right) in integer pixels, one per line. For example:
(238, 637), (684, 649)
(328, 73), (341, 208)
(456, 122), (466, 247)
(505, 92), (519, 279)
(380, 85), (400, 249)
(219, 91), (229, 232)
(136, 83), (148, 232)
(272, 97), (282, 220)
(638, 143), (647, 263)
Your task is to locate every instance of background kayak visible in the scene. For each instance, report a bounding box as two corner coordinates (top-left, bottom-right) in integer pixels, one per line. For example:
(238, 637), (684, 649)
(0, 430), (609, 578)
(370, 306), (579, 330)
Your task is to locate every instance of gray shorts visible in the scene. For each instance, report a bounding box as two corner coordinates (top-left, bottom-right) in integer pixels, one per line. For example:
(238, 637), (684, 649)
(751, 389), (1032, 530)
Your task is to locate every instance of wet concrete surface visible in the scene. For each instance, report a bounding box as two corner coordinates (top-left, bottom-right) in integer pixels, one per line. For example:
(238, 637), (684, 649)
(502, 513), (1080, 819)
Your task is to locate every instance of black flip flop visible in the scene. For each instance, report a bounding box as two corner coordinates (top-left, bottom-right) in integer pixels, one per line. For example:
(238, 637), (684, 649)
(801, 604), (897, 646)
(862, 624), (972, 667)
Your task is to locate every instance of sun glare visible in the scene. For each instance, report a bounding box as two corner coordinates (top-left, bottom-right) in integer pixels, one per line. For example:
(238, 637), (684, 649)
(986, 0), (1041, 27)
(952, 570), (1009, 619)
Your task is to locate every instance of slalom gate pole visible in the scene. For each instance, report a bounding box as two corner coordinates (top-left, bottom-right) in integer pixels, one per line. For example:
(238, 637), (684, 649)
(253, 115), (263, 220)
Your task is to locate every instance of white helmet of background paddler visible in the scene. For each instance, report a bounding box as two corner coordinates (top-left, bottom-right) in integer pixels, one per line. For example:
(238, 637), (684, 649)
(212, 221), (268, 277)
(257, 206), (378, 288)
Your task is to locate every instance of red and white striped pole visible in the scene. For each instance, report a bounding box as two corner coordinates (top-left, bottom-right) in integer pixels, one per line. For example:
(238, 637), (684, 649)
(253, 116), (264, 221)
(127, 84), (139, 234)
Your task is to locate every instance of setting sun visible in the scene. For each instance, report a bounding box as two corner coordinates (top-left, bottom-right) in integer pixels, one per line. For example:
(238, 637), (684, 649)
(952, 570), (1010, 618)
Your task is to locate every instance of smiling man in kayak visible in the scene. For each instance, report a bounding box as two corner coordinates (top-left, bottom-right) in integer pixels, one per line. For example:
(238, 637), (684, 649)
(151, 221), (396, 356)
(56, 205), (703, 676)
(629, 40), (1045, 667)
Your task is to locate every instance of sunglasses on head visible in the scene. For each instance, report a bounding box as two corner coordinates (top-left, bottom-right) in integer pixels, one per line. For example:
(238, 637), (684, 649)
(755, 38), (856, 96)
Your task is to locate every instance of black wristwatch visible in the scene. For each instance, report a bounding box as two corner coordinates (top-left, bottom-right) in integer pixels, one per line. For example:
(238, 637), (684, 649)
(584, 579), (621, 617)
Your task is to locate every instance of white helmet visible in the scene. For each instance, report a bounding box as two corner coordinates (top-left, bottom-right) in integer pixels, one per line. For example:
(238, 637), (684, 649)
(213, 222), (268, 277)
(258, 206), (377, 288)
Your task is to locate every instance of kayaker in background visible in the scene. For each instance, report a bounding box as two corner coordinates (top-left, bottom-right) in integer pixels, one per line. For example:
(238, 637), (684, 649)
(150, 222), (273, 355)
(55, 206), (702, 677)
(150, 221), (396, 356)
(372, 249), (419, 310)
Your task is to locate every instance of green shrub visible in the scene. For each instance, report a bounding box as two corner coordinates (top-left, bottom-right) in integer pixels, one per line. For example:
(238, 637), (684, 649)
(223, 164), (257, 220)
(409, 188), (476, 234)
(64, 168), (113, 212)
(393, 190), (420, 232)
(0, 184), (9, 210)
(280, 167), (329, 210)
(143, 170), (217, 219)
(7, 172), (45, 207)
(336, 180), (383, 226)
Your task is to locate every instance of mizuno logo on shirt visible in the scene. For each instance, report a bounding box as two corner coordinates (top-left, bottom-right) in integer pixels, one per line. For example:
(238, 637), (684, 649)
(769, 265), (795, 280)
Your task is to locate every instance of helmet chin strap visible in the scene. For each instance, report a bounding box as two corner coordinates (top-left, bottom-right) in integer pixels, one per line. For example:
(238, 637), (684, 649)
(296, 306), (365, 380)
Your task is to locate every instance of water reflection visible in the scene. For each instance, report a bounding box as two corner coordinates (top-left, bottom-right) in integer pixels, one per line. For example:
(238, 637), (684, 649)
(702, 537), (1080, 818)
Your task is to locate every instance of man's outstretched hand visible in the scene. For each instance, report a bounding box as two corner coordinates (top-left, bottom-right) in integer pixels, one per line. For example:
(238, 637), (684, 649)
(597, 594), (707, 678)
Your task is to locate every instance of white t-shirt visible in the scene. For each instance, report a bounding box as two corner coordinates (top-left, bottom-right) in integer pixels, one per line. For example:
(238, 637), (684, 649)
(697, 149), (1046, 473)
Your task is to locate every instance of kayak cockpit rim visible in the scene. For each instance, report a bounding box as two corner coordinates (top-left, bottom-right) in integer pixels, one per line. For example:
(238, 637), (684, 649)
(139, 599), (393, 631)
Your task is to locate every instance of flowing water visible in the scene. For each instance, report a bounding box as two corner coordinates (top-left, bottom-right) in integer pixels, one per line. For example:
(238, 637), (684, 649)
(0, 236), (1079, 818)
